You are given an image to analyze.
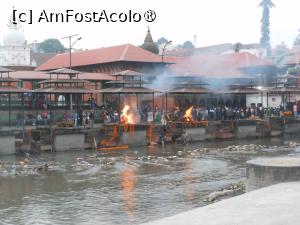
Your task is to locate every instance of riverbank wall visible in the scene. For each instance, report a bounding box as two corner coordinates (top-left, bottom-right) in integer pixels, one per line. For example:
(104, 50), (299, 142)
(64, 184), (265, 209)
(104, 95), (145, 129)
(1, 117), (300, 155)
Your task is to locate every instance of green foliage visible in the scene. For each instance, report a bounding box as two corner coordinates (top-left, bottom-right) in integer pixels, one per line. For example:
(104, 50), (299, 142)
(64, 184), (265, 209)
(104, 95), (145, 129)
(294, 31), (300, 46)
(288, 67), (300, 75)
(38, 38), (65, 53)
(156, 37), (168, 45)
(182, 41), (195, 49)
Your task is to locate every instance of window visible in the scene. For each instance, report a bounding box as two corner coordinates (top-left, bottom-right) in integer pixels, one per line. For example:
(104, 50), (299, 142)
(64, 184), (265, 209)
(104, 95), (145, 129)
(272, 98), (276, 102)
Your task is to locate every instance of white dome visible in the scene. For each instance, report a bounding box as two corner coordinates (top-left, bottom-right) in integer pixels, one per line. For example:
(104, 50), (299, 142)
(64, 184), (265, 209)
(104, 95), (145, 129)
(3, 26), (26, 47)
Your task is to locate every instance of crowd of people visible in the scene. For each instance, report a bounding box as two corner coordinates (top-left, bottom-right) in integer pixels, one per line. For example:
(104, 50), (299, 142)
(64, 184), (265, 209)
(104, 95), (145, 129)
(161, 105), (283, 122)
(96, 102), (299, 125)
(13, 97), (300, 128)
(62, 109), (95, 127)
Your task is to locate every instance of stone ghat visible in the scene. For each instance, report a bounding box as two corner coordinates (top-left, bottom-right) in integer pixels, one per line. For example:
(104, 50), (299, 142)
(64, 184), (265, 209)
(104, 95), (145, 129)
(141, 182), (300, 225)
(1, 117), (300, 155)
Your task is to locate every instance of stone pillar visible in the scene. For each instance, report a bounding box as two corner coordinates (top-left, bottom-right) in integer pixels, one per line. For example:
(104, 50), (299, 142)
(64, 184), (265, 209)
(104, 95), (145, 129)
(54, 133), (85, 151)
(0, 135), (15, 155)
(246, 157), (300, 191)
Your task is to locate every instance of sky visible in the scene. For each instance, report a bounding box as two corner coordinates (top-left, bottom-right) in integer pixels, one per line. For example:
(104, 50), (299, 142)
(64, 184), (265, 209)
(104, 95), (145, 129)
(0, 0), (299, 50)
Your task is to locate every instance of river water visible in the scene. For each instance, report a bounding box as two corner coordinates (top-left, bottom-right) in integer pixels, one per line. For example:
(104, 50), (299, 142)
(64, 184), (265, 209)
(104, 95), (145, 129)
(0, 137), (300, 225)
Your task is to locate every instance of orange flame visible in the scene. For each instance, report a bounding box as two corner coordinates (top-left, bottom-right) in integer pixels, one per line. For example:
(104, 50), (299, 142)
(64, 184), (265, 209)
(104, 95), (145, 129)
(184, 107), (193, 122)
(121, 105), (134, 124)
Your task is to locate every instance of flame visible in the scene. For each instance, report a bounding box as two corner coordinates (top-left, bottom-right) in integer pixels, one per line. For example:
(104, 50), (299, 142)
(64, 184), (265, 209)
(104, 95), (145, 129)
(121, 105), (134, 124)
(184, 107), (193, 122)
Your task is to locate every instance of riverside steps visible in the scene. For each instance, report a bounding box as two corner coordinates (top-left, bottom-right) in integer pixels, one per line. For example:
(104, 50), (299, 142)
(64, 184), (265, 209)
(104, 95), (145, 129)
(1, 117), (300, 155)
(141, 182), (300, 225)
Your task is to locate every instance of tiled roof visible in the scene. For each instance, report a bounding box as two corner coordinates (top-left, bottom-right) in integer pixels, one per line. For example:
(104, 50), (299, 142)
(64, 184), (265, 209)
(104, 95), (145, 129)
(0, 66), (14, 73)
(98, 87), (161, 93)
(35, 44), (163, 71)
(46, 68), (83, 74)
(165, 52), (273, 78)
(9, 71), (114, 81)
(113, 70), (141, 76)
(34, 87), (96, 94)
(30, 51), (57, 67)
(285, 52), (300, 65)
(0, 86), (32, 93)
(221, 52), (273, 68)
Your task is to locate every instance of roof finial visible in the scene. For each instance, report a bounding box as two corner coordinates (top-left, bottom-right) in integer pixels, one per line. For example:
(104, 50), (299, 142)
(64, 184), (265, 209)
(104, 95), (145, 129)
(141, 26), (159, 54)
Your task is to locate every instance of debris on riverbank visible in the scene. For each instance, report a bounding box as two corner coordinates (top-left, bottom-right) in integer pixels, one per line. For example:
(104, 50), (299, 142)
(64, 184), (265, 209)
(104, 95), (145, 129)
(203, 181), (246, 203)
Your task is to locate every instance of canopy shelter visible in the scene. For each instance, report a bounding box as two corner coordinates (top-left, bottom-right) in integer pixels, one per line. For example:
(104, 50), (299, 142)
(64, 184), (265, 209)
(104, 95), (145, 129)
(0, 67), (32, 128)
(98, 86), (160, 94)
(273, 74), (298, 88)
(34, 68), (96, 111)
(0, 66), (14, 75)
(35, 79), (95, 94)
(105, 80), (148, 88)
(99, 70), (161, 124)
(30, 68), (98, 127)
(46, 67), (83, 79)
(165, 75), (212, 111)
(263, 74), (300, 109)
(216, 84), (264, 108)
(113, 70), (142, 77)
(221, 84), (264, 94)
(266, 87), (300, 109)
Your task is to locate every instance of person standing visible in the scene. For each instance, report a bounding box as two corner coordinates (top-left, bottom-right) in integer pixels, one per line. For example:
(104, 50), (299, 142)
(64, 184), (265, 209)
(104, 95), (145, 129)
(293, 103), (298, 118)
(89, 111), (94, 128)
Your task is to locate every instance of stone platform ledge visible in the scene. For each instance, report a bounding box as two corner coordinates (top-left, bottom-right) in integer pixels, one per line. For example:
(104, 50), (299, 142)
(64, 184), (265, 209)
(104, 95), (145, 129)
(247, 157), (300, 167)
(141, 182), (300, 225)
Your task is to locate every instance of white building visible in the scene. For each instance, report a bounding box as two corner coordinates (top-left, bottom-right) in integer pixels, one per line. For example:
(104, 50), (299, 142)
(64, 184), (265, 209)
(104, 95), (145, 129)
(246, 74), (300, 108)
(0, 17), (35, 67)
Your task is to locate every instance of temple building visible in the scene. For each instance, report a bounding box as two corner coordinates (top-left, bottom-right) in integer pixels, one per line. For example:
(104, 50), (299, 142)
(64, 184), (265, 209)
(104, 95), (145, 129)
(140, 27), (159, 54)
(0, 17), (33, 69)
(36, 44), (167, 76)
(0, 15), (54, 70)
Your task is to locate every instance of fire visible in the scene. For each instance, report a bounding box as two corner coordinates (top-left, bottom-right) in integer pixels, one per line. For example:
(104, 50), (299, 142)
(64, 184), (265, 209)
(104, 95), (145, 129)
(184, 107), (193, 122)
(121, 105), (134, 124)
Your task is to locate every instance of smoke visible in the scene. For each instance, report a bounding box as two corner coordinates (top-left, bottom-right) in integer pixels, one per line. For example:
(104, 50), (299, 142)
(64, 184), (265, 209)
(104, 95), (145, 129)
(162, 54), (257, 92)
(146, 72), (176, 92)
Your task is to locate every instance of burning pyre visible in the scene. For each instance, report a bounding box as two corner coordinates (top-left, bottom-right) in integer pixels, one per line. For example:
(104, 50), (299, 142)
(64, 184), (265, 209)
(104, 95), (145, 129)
(183, 107), (193, 122)
(121, 105), (134, 124)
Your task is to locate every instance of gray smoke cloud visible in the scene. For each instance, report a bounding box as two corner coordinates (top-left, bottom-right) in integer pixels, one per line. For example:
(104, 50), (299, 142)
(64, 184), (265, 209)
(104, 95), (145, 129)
(146, 72), (176, 92)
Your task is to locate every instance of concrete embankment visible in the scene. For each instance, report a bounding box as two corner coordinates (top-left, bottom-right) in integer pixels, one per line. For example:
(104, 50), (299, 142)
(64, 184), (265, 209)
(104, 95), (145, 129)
(1, 117), (300, 155)
(246, 157), (300, 191)
(141, 182), (300, 225)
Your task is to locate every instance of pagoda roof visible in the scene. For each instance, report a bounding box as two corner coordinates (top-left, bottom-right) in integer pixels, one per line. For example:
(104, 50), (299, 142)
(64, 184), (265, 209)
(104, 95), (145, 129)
(0, 77), (22, 83)
(267, 87), (300, 93)
(112, 70), (142, 76)
(98, 86), (161, 94)
(167, 87), (211, 94)
(0, 86), (32, 93)
(0, 67), (14, 73)
(46, 67), (83, 74)
(34, 87), (96, 94)
(37, 79), (90, 85)
(106, 80), (148, 85)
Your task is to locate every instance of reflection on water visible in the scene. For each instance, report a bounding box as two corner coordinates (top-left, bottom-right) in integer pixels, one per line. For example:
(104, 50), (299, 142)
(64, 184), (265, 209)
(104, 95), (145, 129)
(183, 160), (196, 206)
(120, 165), (137, 222)
(0, 137), (299, 225)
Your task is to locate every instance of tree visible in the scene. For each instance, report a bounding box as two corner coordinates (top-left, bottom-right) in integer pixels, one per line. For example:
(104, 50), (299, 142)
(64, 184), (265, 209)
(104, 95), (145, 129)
(38, 38), (65, 53)
(182, 41), (195, 49)
(234, 42), (243, 53)
(259, 0), (275, 56)
(156, 37), (168, 46)
(294, 29), (300, 46)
